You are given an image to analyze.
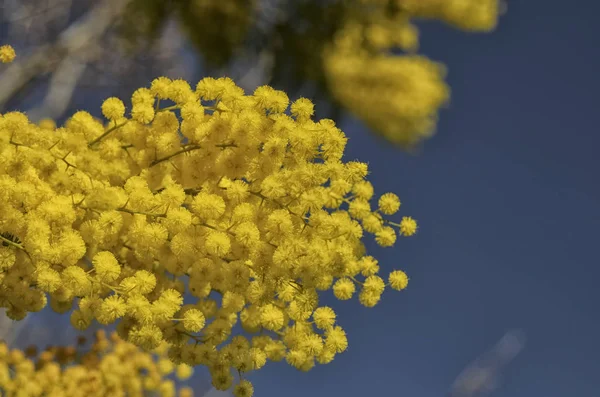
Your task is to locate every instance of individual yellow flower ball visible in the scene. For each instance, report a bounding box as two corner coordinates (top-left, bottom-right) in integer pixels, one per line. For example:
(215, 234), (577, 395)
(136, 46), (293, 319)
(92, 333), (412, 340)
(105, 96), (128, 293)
(61, 266), (92, 295)
(396, 23), (419, 52)
(168, 79), (195, 104)
(101, 97), (126, 120)
(388, 270), (409, 291)
(131, 87), (154, 106)
(286, 349), (307, 369)
(233, 379), (254, 397)
(359, 256), (379, 277)
(175, 363), (194, 380)
(212, 369), (234, 390)
(253, 85), (289, 113)
(160, 289), (183, 308)
(399, 216), (418, 236)
(234, 222), (261, 248)
(363, 275), (385, 295)
(38, 118), (56, 129)
(290, 97), (315, 122)
(312, 307), (336, 330)
(317, 346), (336, 365)
(332, 278), (355, 300)
(182, 309), (205, 332)
(260, 304), (285, 331)
(178, 387), (194, 397)
(353, 181), (374, 200)
(205, 231), (231, 257)
(35, 268), (62, 293)
(325, 326), (348, 353)
(97, 295), (127, 324)
(158, 358), (175, 375)
(0, 246), (16, 270)
(191, 192), (226, 221)
(0, 45), (16, 63)
(378, 193), (401, 215)
(92, 251), (121, 283)
(131, 104), (155, 123)
(70, 309), (92, 330)
(359, 289), (381, 307)
(129, 324), (163, 350)
(159, 379), (176, 396)
(375, 226), (397, 247)
(362, 213), (384, 233)
(134, 270), (157, 294)
(150, 76), (173, 99)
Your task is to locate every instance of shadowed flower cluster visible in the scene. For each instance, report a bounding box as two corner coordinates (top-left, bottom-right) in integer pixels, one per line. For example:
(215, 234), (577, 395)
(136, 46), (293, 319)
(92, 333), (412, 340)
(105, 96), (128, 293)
(0, 330), (194, 397)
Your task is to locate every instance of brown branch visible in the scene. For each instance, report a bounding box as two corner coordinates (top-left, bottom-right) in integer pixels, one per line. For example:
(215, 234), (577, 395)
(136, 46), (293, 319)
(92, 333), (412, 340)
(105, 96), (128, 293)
(0, 0), (132, 111)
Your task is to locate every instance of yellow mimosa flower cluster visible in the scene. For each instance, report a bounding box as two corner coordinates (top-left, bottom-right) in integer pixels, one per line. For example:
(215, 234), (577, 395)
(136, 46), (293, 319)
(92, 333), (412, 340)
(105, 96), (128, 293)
(323, 0), (501, 147)
(0, 73), (415, 394)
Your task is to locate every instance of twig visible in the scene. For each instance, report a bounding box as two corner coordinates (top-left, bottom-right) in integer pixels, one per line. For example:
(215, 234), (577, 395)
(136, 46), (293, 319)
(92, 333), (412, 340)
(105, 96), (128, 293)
(0, 0), (132, 111)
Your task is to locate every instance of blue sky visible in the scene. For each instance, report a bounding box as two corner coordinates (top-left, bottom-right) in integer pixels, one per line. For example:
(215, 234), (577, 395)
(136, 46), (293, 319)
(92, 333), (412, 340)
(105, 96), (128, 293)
(5, 0), (600, 396)
(245, 1), (600, 396)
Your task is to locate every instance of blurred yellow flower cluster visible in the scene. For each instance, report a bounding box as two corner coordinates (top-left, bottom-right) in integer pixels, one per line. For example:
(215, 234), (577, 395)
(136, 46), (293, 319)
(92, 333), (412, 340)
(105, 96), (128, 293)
(0, 330), (194, 397)
(323, 0), (501, 147)
(0, 73), (415, 394)
(398, 0), (501, 32)
(177, 0), (257, 66)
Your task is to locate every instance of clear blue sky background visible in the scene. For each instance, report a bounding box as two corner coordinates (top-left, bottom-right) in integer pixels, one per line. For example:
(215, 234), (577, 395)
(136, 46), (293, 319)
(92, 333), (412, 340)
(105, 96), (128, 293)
(6, 0), (600, 396)
(246, 1), (600, 396)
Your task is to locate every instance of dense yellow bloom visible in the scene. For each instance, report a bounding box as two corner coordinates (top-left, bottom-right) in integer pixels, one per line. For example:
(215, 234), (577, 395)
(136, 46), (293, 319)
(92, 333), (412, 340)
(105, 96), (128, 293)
(0, 76), (415, 394)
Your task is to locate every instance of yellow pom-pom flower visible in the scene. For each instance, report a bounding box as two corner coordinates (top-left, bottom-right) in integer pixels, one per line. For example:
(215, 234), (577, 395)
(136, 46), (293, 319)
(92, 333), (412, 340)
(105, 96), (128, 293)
(388, 270), (409, 291)
(134, 270), (157, 294)
(101, 97), (126, 120)
(0, 44), (16, 63)
(191, 192), (226, 221)
(375, 226), (397, 247)
(332, 278), (356, 300)
(290, 97), (315, 122)
(97, 295), (127, 324)
(233, 379), (254, 397)
(378, 193), (401, 215)
(35, 268), (62, 293)
(260, 304), (285, 331)
(205, 230), (231, 257)
(92, 251), (121, 283)
(175, 363), (194, 380)
(182, 309), (206, 332)
(312, 307), (336, 330)
(399, 216), (418, 236)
